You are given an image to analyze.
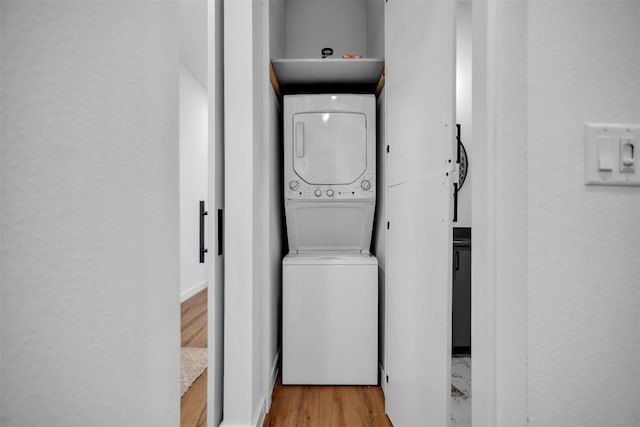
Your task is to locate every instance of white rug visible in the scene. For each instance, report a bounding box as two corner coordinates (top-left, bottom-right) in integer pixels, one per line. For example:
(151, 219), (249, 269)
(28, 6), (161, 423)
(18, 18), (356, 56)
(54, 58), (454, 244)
(181, 347), (207, 397)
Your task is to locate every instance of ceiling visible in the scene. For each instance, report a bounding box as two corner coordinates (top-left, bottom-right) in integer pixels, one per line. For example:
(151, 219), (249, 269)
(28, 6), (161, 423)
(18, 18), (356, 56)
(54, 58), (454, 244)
(180, 0), (208, 90)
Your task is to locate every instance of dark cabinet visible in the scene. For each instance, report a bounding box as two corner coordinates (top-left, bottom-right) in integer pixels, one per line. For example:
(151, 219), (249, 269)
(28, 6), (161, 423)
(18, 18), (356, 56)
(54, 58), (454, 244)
(452, 229), (471, 353)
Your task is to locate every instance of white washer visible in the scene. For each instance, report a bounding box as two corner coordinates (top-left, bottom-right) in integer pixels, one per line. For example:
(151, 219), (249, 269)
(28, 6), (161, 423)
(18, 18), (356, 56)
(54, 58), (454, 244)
(283, 252), (378, 385)
(282, 94), (378, 385)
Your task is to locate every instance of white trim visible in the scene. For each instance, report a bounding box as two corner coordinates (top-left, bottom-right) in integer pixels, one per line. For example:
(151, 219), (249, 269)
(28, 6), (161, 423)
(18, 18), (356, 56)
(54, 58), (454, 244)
(220, 423), (256, 427)
(471, 0), (498, 426)
(254, 401), (266, 427)
(473, 1), (530, 425)
(207, 1), (225, 426)
(379, 363), (386, 396)
(266, 350), (280, 411)
(180, 280), (208, 303)
(253, 349), (279, 427)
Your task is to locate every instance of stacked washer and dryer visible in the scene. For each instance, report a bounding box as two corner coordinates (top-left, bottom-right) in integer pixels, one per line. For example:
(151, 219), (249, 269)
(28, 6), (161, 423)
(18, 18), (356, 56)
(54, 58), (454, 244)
(282, 94), (378, 385)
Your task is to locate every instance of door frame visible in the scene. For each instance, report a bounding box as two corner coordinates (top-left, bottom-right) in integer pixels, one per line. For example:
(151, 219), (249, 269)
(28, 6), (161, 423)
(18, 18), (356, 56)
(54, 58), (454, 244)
(470, 0), (498, 423)
(206, 0), (224, 426)
(203, 0), (527, 426)
(471, 0), (529, 425)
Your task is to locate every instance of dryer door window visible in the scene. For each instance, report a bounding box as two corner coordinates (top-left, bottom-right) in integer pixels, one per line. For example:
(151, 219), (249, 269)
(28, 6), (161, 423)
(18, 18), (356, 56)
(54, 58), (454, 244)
(292, 112), (367, 185)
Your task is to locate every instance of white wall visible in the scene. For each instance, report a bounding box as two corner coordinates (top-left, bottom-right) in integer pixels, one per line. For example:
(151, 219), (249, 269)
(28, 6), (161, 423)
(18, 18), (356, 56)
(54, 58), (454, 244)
(179, 65), (208, 301)
(223, 0), (256, 423)
(261, 86), (283, 413)
(526, 2), (640, 426)
(180, 0), (208, 89)
(0, 2), (180, 426)
(0, 3), (4, 413)
(455, 0), (472, 227)
(251, 2), (266, 422)
(475, 1), (640, 426)
(270, 0), (286, 60)
(263, 0), (286, 413)
(367, 0), (385, 59)
(490, 1), (530, 425)
(285, 0), (368, 58)
(260, 87), (282, 412)
(223, 0), (283, 425)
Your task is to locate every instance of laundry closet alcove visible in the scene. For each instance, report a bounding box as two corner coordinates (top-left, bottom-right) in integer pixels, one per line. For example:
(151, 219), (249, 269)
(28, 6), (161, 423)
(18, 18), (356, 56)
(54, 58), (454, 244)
(222, 1), (455, 426)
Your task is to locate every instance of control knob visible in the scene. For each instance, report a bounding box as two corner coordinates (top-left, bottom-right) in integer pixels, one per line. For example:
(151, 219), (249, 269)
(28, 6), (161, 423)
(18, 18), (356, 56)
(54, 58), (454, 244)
(289, 180), (299, 191)
(314, 189), (322, 197)
(361, 179), (372, 191)
(326, 189), (334, 197)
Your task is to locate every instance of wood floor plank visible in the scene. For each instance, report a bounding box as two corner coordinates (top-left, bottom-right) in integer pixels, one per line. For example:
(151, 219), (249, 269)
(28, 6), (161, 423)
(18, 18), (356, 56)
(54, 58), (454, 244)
(181, 289), (207, 427)
(181, 368), (207, 427)
(181, 289), (208, 348)
(181, 288), (391, 427)
(264, 378), (392, 427)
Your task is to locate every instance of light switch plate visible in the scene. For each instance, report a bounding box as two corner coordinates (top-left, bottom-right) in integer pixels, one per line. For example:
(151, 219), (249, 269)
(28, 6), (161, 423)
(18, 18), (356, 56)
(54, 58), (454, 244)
(585, 123), (640, 186)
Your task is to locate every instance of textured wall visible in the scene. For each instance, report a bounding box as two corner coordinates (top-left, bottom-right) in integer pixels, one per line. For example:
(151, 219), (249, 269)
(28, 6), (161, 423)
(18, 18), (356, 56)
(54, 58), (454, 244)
(527, 2), (640, 426)
(1, 2), (180, 426)
(285, 0), (368, 58)
(260, 84), (284, 415)
(222, 0), (271, 424)
(179, 0), (208, 89)
(495, 1), (529, 425)
(367, 0), (385, 59)
(270, 0), (286, 60)
(179, 65), (208, 300)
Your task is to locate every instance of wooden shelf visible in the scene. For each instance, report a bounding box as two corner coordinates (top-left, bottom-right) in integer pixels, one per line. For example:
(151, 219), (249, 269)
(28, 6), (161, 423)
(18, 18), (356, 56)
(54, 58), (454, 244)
(271, 58), (385, 95)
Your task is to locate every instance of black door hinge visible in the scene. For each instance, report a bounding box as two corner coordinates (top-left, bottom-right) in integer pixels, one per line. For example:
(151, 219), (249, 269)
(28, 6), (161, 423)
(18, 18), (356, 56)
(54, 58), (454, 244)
(386, 145), (390, 153)
(387, 221), (390, 229)
(386, 375), (389, 383)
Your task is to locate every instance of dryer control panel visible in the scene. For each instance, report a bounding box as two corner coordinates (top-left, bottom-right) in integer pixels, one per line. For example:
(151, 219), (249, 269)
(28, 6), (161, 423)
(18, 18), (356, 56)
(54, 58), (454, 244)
(285, 174), (376, 200)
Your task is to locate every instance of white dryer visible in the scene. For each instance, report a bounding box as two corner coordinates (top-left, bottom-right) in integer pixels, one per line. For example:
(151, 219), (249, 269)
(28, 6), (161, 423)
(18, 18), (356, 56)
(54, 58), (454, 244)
(282, 94), (378, 385)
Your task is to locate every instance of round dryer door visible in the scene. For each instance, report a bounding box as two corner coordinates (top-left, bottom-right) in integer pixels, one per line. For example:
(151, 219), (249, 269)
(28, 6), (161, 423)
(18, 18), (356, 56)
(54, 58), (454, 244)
(292, 112), (367, 185)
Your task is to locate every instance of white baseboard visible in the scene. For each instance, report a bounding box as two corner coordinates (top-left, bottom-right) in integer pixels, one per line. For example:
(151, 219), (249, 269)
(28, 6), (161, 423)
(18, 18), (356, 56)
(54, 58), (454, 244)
(220, 422), (256, 427)
(254, 400), (266, 427)
(380, 363), (387, 396)
(218, 352), (280, 427)
(218, 407), (266, 427)
(254, 350), (281, 427)
(180, 280), (208, 303)
(267, 350), (280, 410)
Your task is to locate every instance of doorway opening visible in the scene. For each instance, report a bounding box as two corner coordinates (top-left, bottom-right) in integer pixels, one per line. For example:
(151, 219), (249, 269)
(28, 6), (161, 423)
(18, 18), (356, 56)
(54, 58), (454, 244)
(178, 1), (224, 426)
(451, 0), (473, 425)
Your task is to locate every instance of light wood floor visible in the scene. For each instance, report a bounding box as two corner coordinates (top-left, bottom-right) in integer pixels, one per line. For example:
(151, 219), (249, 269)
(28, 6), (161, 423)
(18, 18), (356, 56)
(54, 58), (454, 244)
(181, 289), (207, 427)
(180, 288), (392, 427)
(263, 379), (393, 427)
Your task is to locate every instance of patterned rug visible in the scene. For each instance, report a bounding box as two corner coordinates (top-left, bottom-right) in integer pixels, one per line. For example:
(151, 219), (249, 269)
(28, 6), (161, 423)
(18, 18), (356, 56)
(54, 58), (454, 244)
(181, 347), (207, 397)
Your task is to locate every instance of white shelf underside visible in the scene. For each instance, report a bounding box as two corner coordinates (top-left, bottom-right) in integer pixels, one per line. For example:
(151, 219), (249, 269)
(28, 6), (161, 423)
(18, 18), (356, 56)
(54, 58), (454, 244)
(271, 58), (384, 85)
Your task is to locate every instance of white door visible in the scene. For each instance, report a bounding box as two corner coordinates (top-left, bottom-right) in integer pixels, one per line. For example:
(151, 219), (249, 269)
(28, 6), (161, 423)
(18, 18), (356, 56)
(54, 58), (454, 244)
(385, 0), (456, 426)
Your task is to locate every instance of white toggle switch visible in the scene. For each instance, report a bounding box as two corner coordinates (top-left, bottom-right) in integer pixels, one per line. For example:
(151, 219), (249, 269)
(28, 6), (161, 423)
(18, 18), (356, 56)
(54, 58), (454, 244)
(584, 123), (640, 186)
(620, 137), (635, 172)
(597, 136), (614, 171)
